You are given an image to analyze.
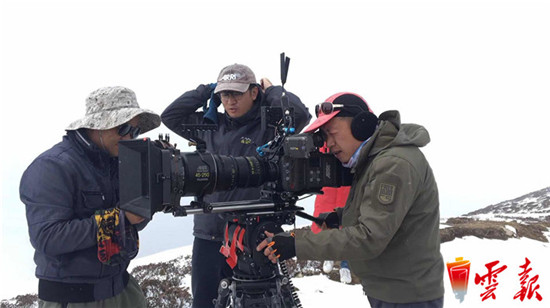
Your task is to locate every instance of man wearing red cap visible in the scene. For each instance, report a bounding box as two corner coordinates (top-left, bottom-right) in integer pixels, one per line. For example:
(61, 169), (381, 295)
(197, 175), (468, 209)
(258, 92), (444, 307)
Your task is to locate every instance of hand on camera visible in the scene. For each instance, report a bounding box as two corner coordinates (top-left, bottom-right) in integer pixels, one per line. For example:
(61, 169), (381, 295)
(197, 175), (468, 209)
(124, 210), (145, 225)
(316, 211), (340, 230)
(256, 231), (296, 263)
(259, 78), (272, 92)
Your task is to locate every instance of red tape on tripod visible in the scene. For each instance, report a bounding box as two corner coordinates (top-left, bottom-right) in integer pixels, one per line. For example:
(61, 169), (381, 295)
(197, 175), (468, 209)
(220, 224), (231, 258)
(219, 225), (245, 269)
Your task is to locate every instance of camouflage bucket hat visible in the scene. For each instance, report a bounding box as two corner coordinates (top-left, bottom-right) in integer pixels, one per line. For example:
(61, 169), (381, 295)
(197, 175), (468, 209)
(66, 86), (161, 133)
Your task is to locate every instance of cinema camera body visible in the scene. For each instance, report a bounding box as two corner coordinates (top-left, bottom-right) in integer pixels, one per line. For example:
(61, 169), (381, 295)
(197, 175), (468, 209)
(118, 126), (352, 221)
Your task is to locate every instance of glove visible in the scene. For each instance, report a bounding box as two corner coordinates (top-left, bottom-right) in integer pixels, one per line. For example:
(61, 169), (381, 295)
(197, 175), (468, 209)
(94, 208), (139, 265)
(315, 211), (340, 229)
(266, 232), (296, 261)
(203, 83), (221, 124)
(197, 83), (216, 101)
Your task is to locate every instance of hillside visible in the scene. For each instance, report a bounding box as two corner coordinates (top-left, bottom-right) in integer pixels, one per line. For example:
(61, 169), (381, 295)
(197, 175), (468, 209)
(466, 186), (550, 223)
(440, 186), (550, 243)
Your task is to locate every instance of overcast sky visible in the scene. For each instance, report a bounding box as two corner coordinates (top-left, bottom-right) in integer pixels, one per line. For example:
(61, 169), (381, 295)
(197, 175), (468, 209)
(1, 0), (549, 299)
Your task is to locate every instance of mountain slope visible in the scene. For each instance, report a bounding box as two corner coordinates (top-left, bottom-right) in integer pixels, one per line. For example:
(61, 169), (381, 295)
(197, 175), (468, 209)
(466, 186), (550, 222)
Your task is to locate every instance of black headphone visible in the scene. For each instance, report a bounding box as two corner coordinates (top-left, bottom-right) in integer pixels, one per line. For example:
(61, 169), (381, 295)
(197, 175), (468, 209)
(350, 111), (378, 141)
(327, 93), (378, 141)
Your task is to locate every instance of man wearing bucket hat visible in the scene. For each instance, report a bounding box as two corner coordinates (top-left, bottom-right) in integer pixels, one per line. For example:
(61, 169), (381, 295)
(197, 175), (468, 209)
(20, 86), (161, 307)
(162, 63), (311, 307)
(258, 92), (444, 307)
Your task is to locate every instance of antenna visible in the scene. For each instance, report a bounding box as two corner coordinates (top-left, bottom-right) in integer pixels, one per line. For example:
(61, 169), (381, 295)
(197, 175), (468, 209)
(280, 52), (290, 88)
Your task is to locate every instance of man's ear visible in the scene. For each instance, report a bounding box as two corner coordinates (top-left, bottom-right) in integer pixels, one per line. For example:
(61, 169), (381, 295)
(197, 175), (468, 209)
(250, 86), (259, 100)
(86, 129), (99, 144)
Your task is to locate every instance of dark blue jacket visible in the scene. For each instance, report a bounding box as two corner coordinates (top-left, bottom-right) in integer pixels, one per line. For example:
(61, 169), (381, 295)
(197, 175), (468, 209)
(162, 84), (311, 241)
(20, 129), (141, 301)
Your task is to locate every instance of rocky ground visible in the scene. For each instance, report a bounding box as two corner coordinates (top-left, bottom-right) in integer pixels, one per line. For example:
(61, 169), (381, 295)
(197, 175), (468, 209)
(440, 217), (550, 243)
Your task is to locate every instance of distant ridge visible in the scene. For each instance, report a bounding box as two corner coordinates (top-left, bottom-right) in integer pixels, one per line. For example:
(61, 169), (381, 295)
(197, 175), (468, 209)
(465, 186), (550, 223)
(440, 186), (550, 243)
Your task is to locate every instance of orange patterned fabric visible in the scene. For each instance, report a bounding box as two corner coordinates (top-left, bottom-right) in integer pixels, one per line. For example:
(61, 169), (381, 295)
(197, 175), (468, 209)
(95, 208), (139, 265)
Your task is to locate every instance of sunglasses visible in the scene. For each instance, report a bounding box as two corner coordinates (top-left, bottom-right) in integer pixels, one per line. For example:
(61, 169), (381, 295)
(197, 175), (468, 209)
(118, 123), (141, 139)
(315, 102), (366, 117)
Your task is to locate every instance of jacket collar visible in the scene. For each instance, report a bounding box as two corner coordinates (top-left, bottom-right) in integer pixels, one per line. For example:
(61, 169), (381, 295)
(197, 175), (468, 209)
(352, 110), (431, 174)
(68, 129), (114, 170)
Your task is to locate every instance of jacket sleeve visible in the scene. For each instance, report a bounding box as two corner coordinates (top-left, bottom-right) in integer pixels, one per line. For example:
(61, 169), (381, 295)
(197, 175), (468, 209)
(20, 157), (98, 257)
(295, 155), (420, 261)
(263, 86), (312, 133)
(161, 84), (214, 136)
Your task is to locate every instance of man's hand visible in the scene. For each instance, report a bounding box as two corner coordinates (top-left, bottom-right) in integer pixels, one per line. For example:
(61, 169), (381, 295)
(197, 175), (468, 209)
(197, 83), (217, 102)
(260, 78), (273, 92)
(316, 211), (340, 230)
(256, 231), (296, 263)
(124, 210), (145, 225)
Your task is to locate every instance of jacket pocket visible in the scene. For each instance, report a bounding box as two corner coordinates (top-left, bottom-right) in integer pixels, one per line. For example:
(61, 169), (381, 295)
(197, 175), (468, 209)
(81, 191), (106, 210)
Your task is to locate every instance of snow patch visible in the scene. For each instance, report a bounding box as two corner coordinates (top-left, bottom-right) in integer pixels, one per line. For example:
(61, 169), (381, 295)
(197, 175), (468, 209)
(292, 275), (367, 307)
(518, 197), (538, 205)
(504, 225), (516, 236)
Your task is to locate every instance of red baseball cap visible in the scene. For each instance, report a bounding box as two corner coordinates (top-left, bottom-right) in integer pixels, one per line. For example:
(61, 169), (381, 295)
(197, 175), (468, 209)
(304, 92), (372, 133)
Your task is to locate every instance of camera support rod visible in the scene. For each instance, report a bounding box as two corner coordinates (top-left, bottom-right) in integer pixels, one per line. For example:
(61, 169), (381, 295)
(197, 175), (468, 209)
(169, 199), (308, 218)
(173, 200), (282, 216)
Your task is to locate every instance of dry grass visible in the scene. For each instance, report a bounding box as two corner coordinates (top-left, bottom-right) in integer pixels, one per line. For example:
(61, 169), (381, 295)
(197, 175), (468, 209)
(441, 217), (550, 243)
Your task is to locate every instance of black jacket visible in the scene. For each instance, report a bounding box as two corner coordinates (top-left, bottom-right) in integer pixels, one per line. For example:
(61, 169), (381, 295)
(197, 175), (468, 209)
(162, 84), (311, 240)
(20, 130), (143, 301)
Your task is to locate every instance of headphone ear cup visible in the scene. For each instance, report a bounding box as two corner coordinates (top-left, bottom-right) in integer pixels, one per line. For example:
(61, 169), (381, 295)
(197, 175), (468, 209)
(351, 112), (378, 141)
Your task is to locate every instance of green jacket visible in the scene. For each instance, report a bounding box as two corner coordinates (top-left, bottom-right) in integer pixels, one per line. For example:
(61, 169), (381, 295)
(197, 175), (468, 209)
(295, 110), (444, 303)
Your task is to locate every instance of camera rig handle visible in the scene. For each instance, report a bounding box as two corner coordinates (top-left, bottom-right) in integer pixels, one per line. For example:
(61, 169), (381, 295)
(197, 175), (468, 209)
(178, 124), (218, 153)
(295, 211), (325, 226)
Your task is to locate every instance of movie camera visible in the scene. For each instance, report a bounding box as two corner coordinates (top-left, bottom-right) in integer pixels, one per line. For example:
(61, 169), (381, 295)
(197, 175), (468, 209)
(118, 53), (351, 308)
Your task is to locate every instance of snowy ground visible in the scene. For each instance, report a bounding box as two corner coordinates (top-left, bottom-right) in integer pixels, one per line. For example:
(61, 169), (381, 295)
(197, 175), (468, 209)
(280, 235), (550, 308)
(131, 235), (550, 308)
(4, 234), (549, 307)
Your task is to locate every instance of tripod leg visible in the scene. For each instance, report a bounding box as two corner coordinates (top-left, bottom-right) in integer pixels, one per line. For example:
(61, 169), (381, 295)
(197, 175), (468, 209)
(214, 279), (231, 308)
(278, 260), (303, 308)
